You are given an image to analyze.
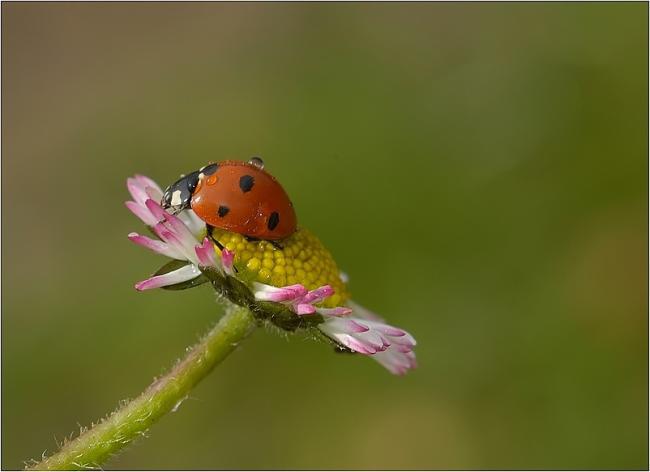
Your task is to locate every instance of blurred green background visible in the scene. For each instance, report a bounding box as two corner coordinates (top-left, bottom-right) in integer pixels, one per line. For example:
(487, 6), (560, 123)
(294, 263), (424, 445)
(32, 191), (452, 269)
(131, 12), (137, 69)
(2, 3), (647, 470)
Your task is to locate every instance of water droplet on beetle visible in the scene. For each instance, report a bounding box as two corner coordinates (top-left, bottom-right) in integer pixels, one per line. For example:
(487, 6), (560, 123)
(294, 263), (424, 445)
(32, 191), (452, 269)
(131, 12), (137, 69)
(248, 156), (264, 169)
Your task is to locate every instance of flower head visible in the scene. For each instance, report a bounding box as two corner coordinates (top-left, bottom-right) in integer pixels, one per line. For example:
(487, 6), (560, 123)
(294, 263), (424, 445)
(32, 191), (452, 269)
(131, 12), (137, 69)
(126, 174), (417, 374)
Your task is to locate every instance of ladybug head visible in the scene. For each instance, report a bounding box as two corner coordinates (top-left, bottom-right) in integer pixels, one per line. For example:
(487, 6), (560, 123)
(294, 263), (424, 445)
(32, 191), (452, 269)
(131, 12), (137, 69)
(161, 170), (201, 212)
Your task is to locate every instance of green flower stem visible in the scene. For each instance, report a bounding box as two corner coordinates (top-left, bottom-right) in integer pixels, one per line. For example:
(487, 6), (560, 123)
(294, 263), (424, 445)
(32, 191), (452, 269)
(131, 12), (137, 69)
(29, 306), (257, 471)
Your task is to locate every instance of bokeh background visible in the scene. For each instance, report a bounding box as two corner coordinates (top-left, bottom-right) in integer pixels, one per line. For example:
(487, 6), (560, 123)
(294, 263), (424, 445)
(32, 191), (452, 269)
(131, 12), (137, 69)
(2, 3), (647, 470)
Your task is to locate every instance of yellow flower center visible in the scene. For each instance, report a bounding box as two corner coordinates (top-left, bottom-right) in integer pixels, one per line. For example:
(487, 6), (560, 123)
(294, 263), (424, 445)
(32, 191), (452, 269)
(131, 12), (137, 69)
(209, 227), (350, 308)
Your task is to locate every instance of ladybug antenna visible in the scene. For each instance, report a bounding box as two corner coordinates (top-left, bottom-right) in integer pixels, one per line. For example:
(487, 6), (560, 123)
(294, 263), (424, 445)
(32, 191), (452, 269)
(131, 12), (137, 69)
(248, 156), (264, 169)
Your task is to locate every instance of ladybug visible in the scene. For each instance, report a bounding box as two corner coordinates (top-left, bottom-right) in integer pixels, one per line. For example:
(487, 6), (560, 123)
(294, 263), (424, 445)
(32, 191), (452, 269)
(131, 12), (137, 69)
(161, 157), (297, 243)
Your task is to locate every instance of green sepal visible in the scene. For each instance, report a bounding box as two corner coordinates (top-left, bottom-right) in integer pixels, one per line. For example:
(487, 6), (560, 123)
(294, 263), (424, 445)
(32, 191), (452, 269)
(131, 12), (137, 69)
(154, 259), (209, 291)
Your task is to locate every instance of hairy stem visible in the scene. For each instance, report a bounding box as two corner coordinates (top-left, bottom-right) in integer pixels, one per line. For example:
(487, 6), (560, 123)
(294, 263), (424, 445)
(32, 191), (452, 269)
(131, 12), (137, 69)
(29, 306), (257, 471)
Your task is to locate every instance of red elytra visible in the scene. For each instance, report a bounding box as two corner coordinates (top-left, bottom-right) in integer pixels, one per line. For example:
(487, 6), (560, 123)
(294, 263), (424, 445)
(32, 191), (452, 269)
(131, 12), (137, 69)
(190, 160), (297, 240)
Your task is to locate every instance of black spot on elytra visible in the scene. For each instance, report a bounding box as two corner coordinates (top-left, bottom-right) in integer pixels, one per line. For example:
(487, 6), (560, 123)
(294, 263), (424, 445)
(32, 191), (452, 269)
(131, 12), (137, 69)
(202, 163), (219, 176)
(217, 205), (230, 217)
(267, 212), (280, 231)
(239, 175), (255, 193)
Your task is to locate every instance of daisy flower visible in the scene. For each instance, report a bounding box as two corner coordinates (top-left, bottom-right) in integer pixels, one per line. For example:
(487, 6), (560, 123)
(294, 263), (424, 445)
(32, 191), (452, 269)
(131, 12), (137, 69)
(126, 174), (416, 375)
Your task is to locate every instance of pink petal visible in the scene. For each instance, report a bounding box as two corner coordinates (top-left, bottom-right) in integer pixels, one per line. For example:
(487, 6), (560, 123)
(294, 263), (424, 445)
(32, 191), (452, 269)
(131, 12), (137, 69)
(389, 332), (417, 347)
(144, 198), (167, 221)
(303, 285), (334, 304)
(148, 200), (199, 255)
(346, 324), (390, 350)
(195, 238), (218, 267)
(394, 344), (415, 353)
(373, 324), (407, 337)
(323, 318), (369, 333)
(160, 208), (196, 243)
(345, 319), (369, 332)
(254, 283), (308, 302)
(145, 185), (163, 202)
(134, 174), (163, 199)
(221, 248), (235, 275)
(316, 306), (354, 317)
(149, 211), (199, 260)
(125, 201), (158, 227)
(356, 330), (390, 352)
(134, 264), (201, 291)
(178, 210), (205, 238)
(372, 349), (417, 375)
(127, 177), (149, 205)
(337, 334), (378, 355)
(318, 315), (417, 375)
(153, 223), (186, 252)
(128, 232), (183, 259)
(295, 303), (316, 315)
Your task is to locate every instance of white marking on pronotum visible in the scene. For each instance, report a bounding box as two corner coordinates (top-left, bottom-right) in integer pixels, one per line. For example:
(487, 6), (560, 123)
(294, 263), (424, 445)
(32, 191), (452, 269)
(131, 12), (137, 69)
(198, 172), (205, 180)
(171, 190), (182, 206)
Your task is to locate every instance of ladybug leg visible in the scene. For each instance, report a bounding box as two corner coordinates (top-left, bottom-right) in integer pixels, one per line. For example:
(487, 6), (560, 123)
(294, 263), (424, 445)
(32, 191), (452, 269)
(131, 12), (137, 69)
(206, 224), (225, 251)
(243, 235), (284, 250)
(269, 240), (284, 250)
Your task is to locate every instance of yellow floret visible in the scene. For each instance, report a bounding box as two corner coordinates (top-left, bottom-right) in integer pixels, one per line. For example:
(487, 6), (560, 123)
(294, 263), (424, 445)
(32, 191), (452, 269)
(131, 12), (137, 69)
(209, 227), (350, 308)
(258, 268), (272, 282)
(262, 258), (274, 269)
(246, 258), (261, 272)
